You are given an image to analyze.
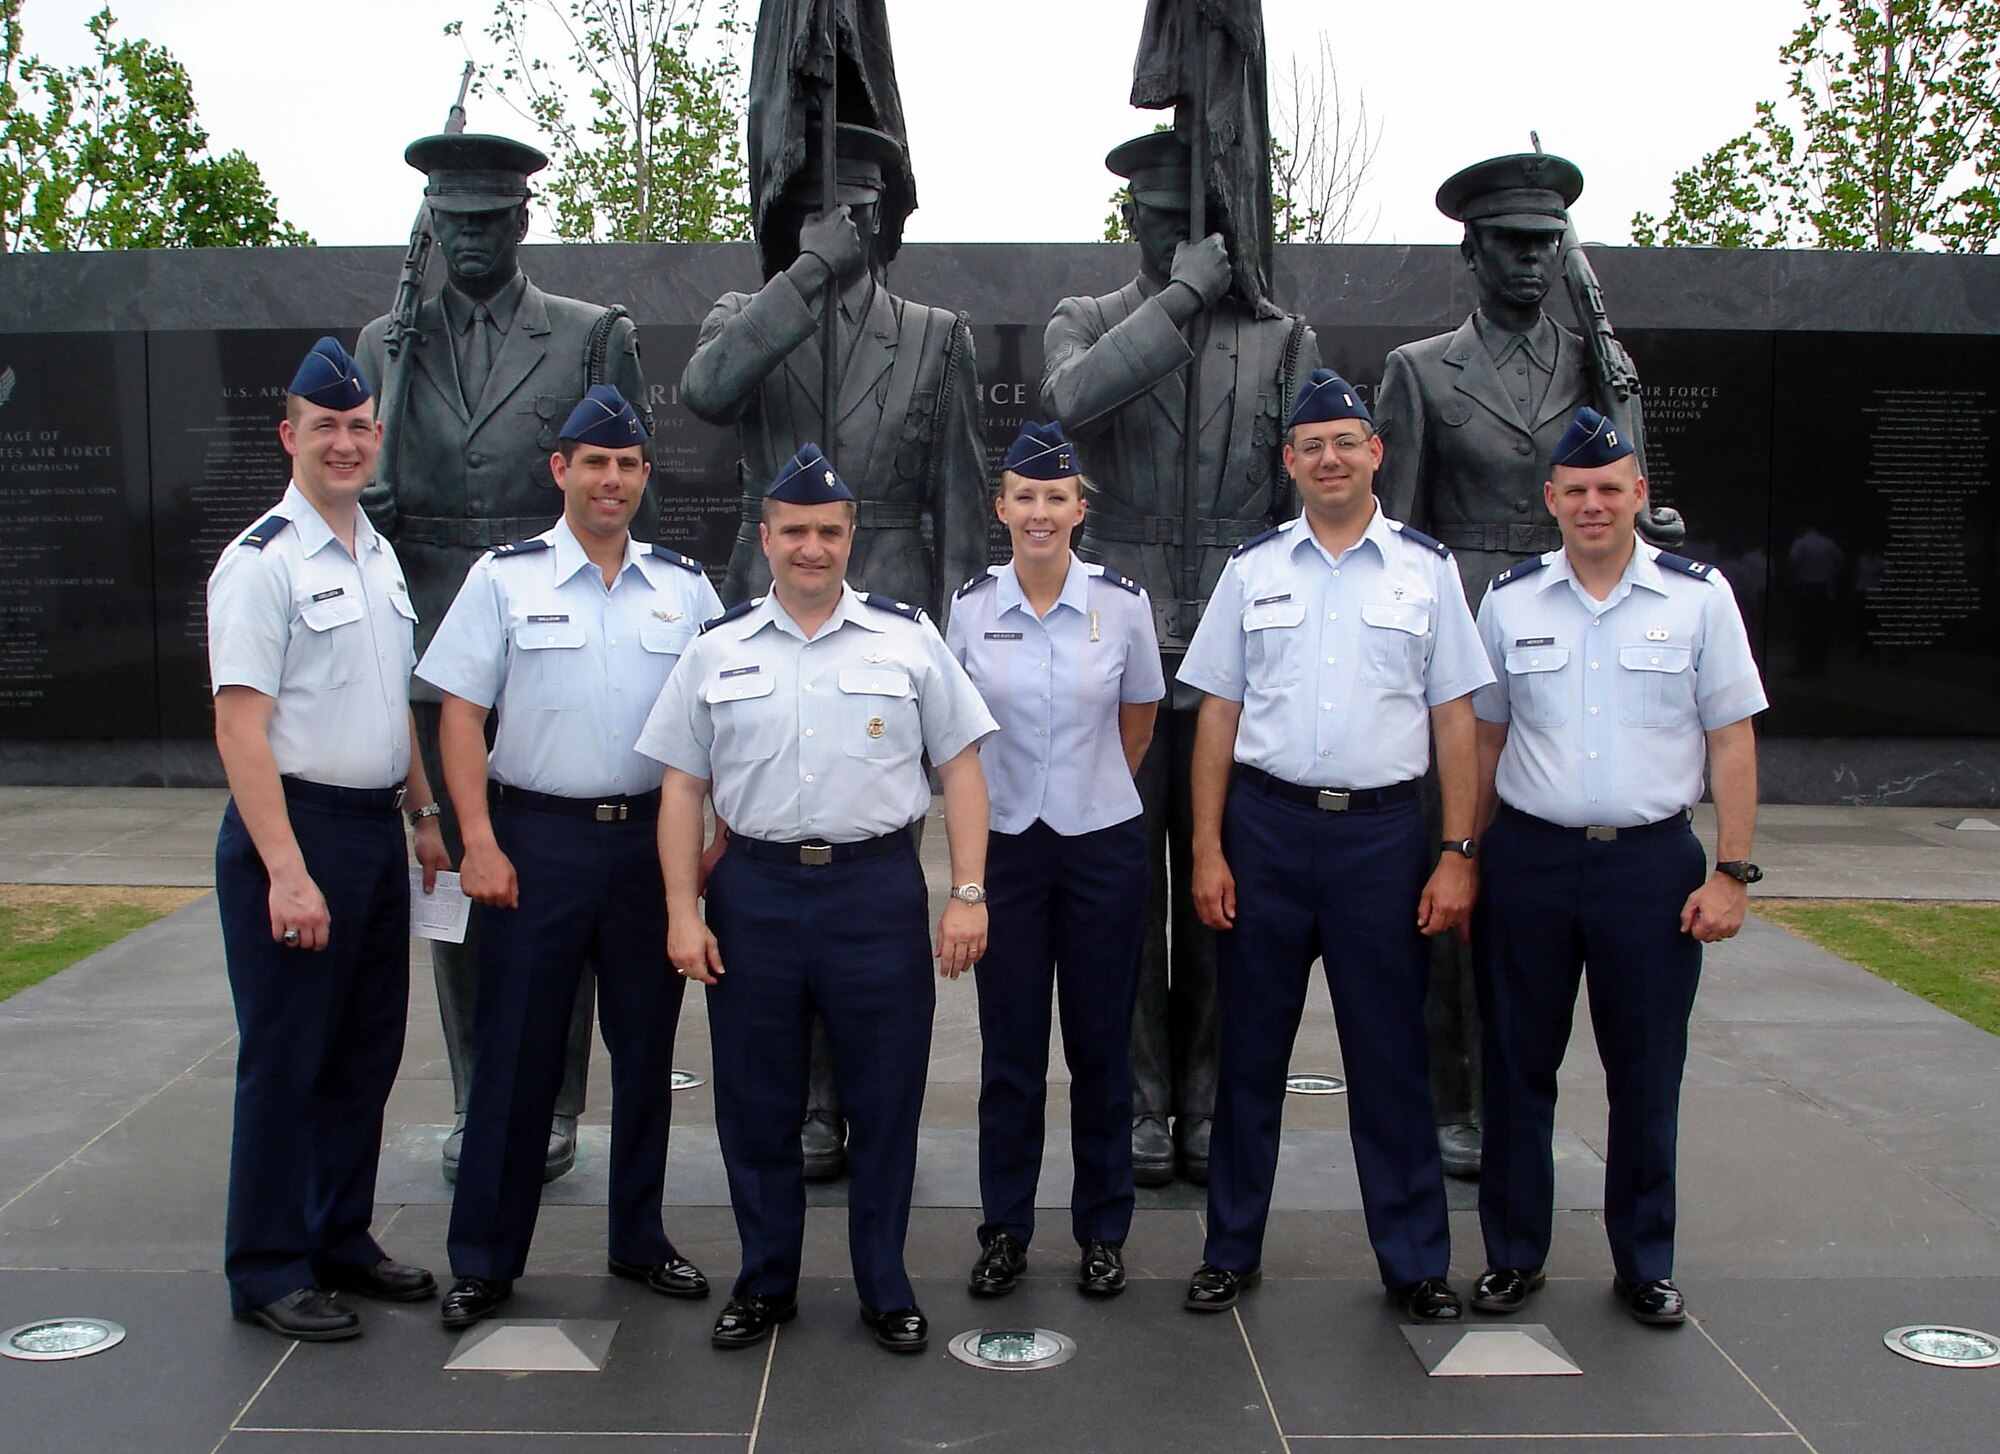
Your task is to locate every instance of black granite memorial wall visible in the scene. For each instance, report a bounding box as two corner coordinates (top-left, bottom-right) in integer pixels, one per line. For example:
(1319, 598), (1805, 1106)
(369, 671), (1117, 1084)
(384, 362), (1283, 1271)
(1, 241), (1996, 802)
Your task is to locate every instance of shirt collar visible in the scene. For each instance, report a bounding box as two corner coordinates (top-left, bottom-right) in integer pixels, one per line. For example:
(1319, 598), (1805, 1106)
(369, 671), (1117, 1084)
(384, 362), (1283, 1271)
(755, 581), (878, 640)
(547, 515), (641, 588)
(996, 554), (1089, 620)
(1474, 309), (1559, 371)
(1541, 538), (1666, 608)
(280, 481), (378, 559)
(443, 272), (528, 336)
(1288, 501), (1390, 567)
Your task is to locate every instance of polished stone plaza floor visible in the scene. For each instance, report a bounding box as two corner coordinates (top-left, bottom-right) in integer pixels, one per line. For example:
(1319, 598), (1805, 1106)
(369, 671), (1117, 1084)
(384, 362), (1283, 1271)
(1, 788), (1996, 1452)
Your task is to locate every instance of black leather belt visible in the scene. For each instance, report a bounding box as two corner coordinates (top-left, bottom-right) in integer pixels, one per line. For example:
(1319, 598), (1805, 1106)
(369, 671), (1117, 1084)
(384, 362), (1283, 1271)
(1237, 766), (1419, 813)
(494, 784), (661, 823)
(399, 514), (554, 548)
(1497, 802), (1691, 841)
(730, 826), (916, 866)
(1432, 523), (1561, 555)
(282, 776), (405, 817)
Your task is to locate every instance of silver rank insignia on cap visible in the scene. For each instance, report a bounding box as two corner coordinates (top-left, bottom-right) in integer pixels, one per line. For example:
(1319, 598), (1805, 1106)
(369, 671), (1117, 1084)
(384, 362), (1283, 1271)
(824, 470), (836, 487)
(1646, 626), (1669, 641)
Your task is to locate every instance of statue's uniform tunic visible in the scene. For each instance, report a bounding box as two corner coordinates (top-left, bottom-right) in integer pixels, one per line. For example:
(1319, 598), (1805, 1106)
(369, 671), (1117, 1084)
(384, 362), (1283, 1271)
(1176, 508), (1492, 1288)
(1471, 545), (1765, 1283)
(637, 585), (995, 1312)
(207, 483), (418, 1311)
(1042, 277), (1318, 1148)
(945, 557), (1164, 1253)
(416, 520), (719, 1284)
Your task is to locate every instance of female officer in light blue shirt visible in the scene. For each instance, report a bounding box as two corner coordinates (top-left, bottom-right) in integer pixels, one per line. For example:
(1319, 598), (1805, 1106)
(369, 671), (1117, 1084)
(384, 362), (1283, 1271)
(945, 420), (1164, 1300)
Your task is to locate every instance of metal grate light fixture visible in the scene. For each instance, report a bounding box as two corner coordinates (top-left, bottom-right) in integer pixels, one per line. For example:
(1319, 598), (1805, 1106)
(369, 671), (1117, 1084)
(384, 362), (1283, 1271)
(1286, 1072), (1346, 1095)
(947, 1326), (1077, 1371)
(2, 1318), (127, 1362)
(1883, 1325), (2000, 1368)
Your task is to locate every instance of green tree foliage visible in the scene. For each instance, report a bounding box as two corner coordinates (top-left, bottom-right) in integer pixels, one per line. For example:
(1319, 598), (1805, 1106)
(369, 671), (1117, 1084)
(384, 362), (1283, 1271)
(1633, 0), (2000, 251)
(448, 0), (750, 244)
(0, 2), (310, 252)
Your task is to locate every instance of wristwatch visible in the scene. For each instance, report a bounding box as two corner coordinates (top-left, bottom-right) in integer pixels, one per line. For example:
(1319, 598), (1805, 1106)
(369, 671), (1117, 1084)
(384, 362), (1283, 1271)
(1714, 860), (1763, 884)
(408, 802), (443, 827)
(1440, 838), (1477, 860)
(950, 882), (987, 905)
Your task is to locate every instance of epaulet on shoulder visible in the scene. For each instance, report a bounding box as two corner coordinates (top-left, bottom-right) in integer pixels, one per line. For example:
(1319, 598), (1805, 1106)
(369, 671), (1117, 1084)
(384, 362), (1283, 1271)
(1391, 520), (1451, 557)
(490, 537), (552, 559)
(700, 598), (759, 634)
(1096, 567), (1143, 596)
(861, 592), (924, 623)
(955, 569), (996, 600)
(1490, 557), (1549, 591)
(648, 544), (704, 574)
(240, 514), (291, 550)
(1654, 551), (1718, 581)
(1233, 525), (1284, 558)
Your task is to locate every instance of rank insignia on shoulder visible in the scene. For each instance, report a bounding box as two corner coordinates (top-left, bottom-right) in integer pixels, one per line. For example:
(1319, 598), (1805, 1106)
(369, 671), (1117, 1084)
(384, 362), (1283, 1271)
(648, 544), (703, 573)
(701, 599), (759, 633)
(955, 569), (996, 599)
(1490, 557), (1549, 590)
(1654, 551), (1715, 579)
(491, 538), (552, 558)
(1098, 569), (1142, 595)
(1390, 521), (1451, 556)
(241, 514), (291, 550)
(861, 592), (922, 622)
(1234, 524), (1284, 557)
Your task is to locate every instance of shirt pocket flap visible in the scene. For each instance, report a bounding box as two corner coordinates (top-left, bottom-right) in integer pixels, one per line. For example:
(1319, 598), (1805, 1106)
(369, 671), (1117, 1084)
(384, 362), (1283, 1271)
(704, 669), (774, 705)
(1505, 645), (1569, 674)
(389, 590), (419, 622)
(1361, 602), (1430, 635)
(1619, 644), (1690, 674)
(640, 621), (695, 656)
(838, 667), (912, 699)
(299, 593), (364, 632)
(513, 621), (586, 651)
(1242, 596), (1306, 631)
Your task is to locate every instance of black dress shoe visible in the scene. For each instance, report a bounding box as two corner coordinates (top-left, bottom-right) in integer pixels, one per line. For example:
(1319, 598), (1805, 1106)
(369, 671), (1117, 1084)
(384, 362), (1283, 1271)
(234, 1286), (361, 1342)
(1470, 1266), (1545, 1314)
(319, 1257), (437, 1302)
(801, 1111), (847, 1181)
(859, 1304), (928, 1353)
(968, 1233), (1028, 1297)
(608, 1255), (709, 1300)
(711, 1295), (797, 1349)
(1077, 1239), (1126, 1297)
(1390, 1277), (1464, 1321)
(1176, 1115), (1213, 1185)
(440, 1276), (513, 1329)
(1184, 1262), (1259, 1312)
(543, 1115), (578, 1184)
(1437, 1122), (1483, 1180)
(1132, 1115), (1174, 1187)
(1613, 1276), (1687, 1325)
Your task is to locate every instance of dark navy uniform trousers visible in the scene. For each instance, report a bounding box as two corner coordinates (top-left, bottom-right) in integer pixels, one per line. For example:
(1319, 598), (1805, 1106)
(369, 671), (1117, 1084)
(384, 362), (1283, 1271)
(1474, 804), (1706, 1284)
(1203, 777), (1451, 1288)
(704, 834), (933, 1313)
(975, 814), (1147, 1250)
(447, 796), (685, 1282)
(217, 783), (409, 1312)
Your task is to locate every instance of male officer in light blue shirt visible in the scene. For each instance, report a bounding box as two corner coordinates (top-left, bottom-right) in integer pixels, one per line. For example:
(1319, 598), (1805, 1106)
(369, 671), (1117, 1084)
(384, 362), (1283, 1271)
(416, 386), (722, 1330)
(1176, 370), (1493, 1322)
(641, 444), (996, 1356)
(1467, 407), (1765, 1327)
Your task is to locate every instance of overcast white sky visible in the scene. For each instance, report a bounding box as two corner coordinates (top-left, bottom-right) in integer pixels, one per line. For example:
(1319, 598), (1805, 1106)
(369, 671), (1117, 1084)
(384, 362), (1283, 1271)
(17, 0), (1805, 248)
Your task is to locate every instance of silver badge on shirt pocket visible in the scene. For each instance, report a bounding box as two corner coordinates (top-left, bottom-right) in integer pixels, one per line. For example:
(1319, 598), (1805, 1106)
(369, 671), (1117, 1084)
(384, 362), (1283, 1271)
(1646, 626), (1670, 641)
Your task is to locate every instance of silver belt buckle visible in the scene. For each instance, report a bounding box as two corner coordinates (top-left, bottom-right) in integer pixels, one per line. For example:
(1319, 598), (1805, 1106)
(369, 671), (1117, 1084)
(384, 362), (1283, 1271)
(595, 803), (628, 822)
(1316, 789), (1352, 812)
(799, 842), (834, 866)
(1585, 825), (1618, 842)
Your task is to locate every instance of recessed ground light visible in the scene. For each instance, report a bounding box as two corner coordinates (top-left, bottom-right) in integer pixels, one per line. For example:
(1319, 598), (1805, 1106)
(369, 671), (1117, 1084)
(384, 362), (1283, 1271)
(1286, 1072), (1346, 1095)
(2, 1318), (126, 1362)
(1883, 1325), (2000, 1368)
(947, 1327), (1077, 1371)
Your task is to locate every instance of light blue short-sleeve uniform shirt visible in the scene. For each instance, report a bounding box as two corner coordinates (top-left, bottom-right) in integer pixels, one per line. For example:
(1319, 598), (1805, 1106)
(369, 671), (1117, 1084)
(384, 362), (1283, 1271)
(1472, 543), (1768, 827)
(637, 583), (998, 842)
(206, 482), (416, 789)
(1177, 507), (1493, 788)
(944, 555), (1165, 836)
(415, 519), (722, 799)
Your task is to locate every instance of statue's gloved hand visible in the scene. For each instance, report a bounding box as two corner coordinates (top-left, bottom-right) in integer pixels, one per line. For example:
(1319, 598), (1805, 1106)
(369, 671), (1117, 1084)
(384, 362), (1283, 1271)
(1637, 504), (1687, 550)
(1170, 234), (1232, 308)
(798, 206), (866, 285)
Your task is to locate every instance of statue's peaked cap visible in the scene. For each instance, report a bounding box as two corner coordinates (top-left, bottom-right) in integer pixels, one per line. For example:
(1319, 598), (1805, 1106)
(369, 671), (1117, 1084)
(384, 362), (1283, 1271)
(1436, 152), (1583, 233)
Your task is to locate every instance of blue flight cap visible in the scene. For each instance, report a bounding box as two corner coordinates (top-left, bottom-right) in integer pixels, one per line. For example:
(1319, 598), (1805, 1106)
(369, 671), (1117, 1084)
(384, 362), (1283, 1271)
(1549, 406), (1636, 469)
(765, 443), (855, 504)
(288, 336), (373, 410)
(557, 385), (648, 447)
(1288, 369), (1371, 429)
(1001, 420), (1078, 480)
